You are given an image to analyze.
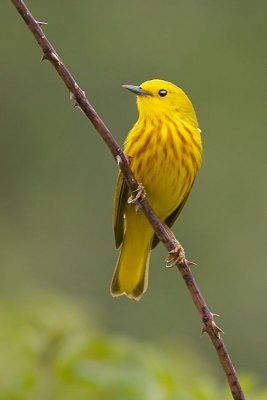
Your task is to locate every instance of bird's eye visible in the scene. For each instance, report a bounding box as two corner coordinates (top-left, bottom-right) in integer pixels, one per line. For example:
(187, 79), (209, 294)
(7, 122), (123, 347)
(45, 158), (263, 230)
(158, 89), (167, 97)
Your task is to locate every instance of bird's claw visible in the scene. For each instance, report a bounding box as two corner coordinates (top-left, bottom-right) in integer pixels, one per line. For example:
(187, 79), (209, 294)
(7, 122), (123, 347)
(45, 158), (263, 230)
(165, 242), (186, 267)
(187, 260), (197, 267)
(128, 183), (146, 206)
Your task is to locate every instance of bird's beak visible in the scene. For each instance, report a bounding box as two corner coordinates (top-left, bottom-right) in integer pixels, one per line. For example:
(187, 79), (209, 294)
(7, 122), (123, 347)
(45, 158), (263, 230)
(122, 84), (149, 96)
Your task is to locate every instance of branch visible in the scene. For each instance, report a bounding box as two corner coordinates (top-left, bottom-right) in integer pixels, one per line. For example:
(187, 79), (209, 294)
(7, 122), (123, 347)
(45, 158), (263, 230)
(10, 1), (245, 399)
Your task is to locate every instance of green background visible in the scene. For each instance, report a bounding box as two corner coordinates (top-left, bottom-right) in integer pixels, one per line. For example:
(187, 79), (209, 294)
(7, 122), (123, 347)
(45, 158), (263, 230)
(2, 0), (267, 392)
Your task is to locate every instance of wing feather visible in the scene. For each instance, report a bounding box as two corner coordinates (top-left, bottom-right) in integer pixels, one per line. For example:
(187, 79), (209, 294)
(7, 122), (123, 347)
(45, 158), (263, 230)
(113, 171), (128, 248)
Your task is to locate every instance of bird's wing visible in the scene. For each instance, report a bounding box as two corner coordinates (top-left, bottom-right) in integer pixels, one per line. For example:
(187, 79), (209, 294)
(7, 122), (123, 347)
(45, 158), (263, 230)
(113, 171), (128, 248)
(151, 182), (194, 249)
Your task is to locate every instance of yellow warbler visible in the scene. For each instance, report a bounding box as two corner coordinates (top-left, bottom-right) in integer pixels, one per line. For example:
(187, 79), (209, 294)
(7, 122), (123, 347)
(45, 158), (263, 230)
(111, 79), (202, 300)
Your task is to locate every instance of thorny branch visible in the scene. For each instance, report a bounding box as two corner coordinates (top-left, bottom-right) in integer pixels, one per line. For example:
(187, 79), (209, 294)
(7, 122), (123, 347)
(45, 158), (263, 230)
(10, 1), (245, 399)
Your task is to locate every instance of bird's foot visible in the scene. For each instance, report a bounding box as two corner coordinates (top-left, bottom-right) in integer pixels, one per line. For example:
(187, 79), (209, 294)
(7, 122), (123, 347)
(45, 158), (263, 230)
(128, 183), (146, 206)
(165, 241), (186, 267)
(201, 313), (224, 338)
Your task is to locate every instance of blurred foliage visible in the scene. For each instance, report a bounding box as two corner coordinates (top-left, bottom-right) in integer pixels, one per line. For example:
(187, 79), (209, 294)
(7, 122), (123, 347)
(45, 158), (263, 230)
(1, 0), (267, 385)
(0, 291), (266, 400)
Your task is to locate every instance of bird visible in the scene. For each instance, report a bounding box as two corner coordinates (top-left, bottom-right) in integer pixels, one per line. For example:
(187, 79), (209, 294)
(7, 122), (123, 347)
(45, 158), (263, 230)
(111, 79), (202, 300)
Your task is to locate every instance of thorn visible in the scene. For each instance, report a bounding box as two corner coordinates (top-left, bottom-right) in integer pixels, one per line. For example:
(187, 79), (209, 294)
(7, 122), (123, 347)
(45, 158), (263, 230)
(40, 52), (48, 62)
(211, 320), (224, 337)
(116, 155), (122, 165)
(73, 103), (82, 112)
(201, 324), (208, 335)
(40, 50), (60, 64)
(69, 92), (81, 111)
(201, 313), (224, 338)
(115, 153), (133, 168)
(211, 313), (224, 337)
(36, 20), (48, 26)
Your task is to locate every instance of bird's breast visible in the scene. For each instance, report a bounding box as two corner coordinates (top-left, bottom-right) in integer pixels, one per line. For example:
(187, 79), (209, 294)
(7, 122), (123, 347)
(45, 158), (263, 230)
(124, 119), (202, 219)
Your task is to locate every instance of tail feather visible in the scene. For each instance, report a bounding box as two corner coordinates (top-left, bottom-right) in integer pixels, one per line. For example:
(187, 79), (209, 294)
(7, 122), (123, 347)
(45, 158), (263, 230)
(111, 217), (152, 300)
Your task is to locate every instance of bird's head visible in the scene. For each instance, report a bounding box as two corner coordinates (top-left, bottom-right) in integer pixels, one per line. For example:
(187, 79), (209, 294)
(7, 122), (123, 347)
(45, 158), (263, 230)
(122, 79), (198, 126)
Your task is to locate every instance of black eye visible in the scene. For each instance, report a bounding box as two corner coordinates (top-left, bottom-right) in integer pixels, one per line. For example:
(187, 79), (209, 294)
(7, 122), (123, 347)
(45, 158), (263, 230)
(158, 89), (167, 97)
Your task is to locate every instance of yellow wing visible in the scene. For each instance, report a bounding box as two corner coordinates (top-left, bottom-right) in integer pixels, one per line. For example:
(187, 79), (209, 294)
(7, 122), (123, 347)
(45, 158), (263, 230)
(113, 171), (128, 248)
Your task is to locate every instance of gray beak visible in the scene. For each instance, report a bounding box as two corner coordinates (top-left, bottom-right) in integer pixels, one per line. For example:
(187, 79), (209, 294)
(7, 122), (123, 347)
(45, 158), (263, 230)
(122, 84), (149, 96)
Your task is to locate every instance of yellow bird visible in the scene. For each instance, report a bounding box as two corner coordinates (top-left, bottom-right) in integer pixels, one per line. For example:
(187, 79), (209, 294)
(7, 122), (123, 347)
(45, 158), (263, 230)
(111, 79), (202, 300)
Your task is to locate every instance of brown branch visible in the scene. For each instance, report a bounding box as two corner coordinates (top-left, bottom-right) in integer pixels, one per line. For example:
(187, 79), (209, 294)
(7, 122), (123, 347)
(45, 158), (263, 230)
(10, 1), (245, 399)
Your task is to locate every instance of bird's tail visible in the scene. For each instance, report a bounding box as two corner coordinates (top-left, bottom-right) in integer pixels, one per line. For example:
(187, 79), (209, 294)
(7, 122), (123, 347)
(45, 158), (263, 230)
(111, 216), (152, 300)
